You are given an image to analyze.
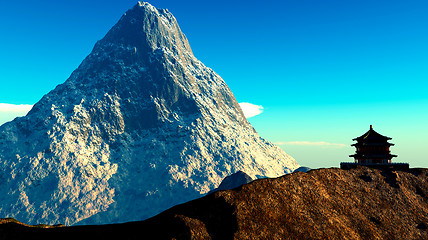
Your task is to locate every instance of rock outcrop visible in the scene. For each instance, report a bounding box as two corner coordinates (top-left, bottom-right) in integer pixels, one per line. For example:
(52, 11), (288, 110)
(208, 171), (253, 194)
(0, 2), (298, 225)
(293, 166), (311, 173)
(0, 167), (427, 239)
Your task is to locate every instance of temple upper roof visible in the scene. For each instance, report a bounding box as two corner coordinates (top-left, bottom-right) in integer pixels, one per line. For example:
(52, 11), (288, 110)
(352, 125), (392, 142)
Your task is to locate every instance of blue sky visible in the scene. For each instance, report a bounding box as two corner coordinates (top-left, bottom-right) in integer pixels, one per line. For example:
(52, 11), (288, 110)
(1, 0), (427, 168)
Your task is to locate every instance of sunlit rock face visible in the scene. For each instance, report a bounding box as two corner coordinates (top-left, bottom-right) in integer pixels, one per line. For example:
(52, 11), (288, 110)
(0, 2), (299, 225)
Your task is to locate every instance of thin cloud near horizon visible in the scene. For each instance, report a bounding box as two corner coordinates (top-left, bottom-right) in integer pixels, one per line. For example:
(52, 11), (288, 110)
(275, 141), (347, 147)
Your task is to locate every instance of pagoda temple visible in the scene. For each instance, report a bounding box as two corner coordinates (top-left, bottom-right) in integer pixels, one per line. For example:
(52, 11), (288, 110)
(341, 125), (408, 170)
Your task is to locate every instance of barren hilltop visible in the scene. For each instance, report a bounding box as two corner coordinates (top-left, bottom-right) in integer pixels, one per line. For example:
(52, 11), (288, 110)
(1, 167), (427, 239)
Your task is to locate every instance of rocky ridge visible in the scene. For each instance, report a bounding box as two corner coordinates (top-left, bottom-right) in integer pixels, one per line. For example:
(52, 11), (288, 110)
(0, 167), (427, 239)
(0, 2), (298, 225)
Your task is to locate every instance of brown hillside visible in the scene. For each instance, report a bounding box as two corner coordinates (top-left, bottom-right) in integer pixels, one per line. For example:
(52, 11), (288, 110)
(0, 167), (427, 240)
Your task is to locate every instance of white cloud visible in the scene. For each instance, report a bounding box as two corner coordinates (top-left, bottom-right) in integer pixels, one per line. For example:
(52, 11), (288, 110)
(239, 102), (263, 118)
(0, 103), (33, 125)
(0, 103), (33, 113)
(275, 141), (347, 147)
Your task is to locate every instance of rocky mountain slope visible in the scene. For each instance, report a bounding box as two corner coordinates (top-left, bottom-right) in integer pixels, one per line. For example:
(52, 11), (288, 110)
(0, 167), (427, 239)
(0, 2), (298, 225)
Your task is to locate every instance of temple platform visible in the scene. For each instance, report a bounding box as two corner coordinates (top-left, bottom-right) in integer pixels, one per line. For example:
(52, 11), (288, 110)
(340, 162), (409, 171)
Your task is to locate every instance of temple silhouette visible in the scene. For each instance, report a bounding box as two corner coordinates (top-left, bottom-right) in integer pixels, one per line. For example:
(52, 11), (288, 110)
(341, 125), (409, 170)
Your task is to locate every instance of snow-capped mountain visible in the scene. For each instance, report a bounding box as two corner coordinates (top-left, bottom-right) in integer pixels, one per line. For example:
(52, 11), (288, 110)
(0, 2), (299, 225)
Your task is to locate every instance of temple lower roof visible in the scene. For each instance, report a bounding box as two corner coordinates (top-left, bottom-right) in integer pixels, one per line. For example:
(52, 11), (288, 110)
(350, 153), (398, 158)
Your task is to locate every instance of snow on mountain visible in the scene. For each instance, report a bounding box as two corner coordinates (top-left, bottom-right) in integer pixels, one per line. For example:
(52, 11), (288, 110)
(0, 2), (299, 225)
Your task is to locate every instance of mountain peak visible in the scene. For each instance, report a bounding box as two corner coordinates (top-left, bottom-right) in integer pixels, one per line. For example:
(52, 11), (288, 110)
(136, 1), (164, 12)
(136, 1), (174, 19)
(137, 1), (153, 8)
(98, 1), (193, 58)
